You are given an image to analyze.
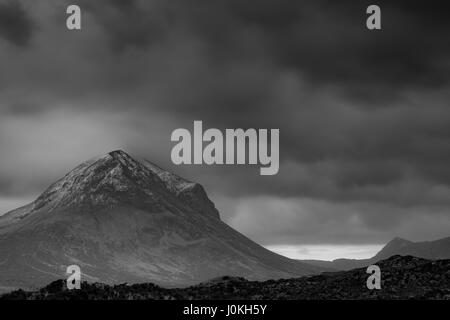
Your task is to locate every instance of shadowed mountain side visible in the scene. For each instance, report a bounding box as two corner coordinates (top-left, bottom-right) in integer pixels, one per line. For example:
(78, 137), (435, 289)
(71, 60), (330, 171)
(0, 150), (325, 291)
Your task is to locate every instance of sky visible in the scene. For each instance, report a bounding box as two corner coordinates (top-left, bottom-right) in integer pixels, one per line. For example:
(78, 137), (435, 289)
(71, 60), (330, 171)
(0, 0), (449, 260)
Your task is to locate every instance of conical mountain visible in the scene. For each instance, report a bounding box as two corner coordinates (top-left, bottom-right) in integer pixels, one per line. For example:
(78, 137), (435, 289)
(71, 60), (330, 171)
(0, 150), (321, 291)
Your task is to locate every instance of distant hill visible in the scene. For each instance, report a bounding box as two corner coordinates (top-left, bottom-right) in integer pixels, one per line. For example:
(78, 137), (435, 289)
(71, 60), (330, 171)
(303, 236), (450, 270)
(2, 255), (449, 300)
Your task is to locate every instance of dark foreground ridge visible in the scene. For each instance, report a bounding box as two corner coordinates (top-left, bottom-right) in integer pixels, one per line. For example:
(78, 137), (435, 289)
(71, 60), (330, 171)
(2, 256), (449, 300)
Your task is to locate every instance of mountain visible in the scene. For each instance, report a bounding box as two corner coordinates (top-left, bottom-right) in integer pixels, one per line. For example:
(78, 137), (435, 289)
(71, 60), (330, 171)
(303, 236), (450, 270)
(3, 255), (449, 300)
(0, 150), (322, 292)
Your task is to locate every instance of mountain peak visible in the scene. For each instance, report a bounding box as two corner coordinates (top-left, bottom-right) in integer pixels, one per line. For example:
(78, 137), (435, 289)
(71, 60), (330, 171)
(107, 149), (134, 163)
(108, 149), (128, 156)
(105, 149), (142, 171)
(388, 237), (412, 245)
(372, 236), (414, 260)
(105, 150), (166, 177)
(23, 151), (220, 220)
(381, 237), (413, 252)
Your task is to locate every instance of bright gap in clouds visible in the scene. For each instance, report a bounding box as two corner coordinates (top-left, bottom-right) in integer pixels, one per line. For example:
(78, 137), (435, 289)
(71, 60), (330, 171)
(266, 244), (383, 261)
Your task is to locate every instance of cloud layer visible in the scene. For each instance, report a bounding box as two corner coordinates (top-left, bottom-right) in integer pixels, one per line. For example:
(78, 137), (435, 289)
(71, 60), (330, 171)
(0, 0), (450, 245)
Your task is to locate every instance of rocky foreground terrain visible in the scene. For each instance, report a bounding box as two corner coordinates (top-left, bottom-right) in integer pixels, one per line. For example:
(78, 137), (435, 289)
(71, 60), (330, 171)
(2, 255), (449, 300)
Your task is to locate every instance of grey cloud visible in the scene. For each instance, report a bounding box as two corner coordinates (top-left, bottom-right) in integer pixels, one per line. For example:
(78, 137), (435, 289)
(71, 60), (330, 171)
(0, 0), (35, 46)
(0, 0), (449, 245)
(223, 196), (450, 245)
(77, 0), (169, 52)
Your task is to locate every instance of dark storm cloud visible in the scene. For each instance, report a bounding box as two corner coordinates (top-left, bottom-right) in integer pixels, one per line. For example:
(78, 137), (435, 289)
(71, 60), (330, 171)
(229, 0), (450, 97)
(0, 0), (449, 245)
(0, 0), (35, 46)
(77, 0), (169, 51)
(75, 0), (450, 102)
